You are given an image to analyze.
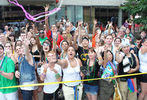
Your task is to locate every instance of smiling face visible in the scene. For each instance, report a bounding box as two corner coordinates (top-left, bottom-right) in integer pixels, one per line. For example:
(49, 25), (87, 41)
(88, 49), (96, 59)
(122, 46), (130, 54)
(105, 35), (113, 45)
(114, 38), (121, 47)
(47, 52), (57, 63)
(5, 42), (12, 53)
(15, 45), (24, 56)
(82, 39), (89, 48)
(51, 25), (57, 33)
(61, 41), (69, 51)
(30, 37), (36, 45)
(67, 46), (75, 59)
(106, 51), (113, 62)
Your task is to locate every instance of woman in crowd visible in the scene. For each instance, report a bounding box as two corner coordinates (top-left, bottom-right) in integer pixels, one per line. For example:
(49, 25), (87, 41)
(98, 49), (117, 100)
(60, 40), (69, 59)
(56, 46), (83, 100)
(30, 36), (42, 64)
(83, 48), (101, 100)
(40, 51), (62, 100)
(138, 37), (147, 100)
(116, 43), (139, 100)
(15, 39), (37, 100)
(5, 42), (17, 64)
(30, 36), (42, 100)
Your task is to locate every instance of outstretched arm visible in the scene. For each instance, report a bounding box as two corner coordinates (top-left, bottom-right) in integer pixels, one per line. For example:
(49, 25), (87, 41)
(44, 4), (50, 33)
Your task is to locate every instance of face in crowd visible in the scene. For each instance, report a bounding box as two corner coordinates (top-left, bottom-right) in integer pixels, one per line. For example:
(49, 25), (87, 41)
(122, 45), (130, 54)
(43, 42), (50, 53)
(106, 50), (113, 62)
(61, 40), (69, 51)
(67, 46), (75, 59)
(15, 45), (24, 56)
(82, 38), (89, 48)
(88, 48), (96, 59)
(51, 25), (57, 33)
(105, 35), (113, 45)
(30, 37), (36, 45)
(47, 51), (57, 63)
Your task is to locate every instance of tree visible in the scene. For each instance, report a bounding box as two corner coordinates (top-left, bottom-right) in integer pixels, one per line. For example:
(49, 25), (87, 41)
(120, 0), (147, 31)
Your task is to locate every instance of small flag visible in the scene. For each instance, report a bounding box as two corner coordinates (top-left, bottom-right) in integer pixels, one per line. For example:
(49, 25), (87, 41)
(127, 79), (137, 93)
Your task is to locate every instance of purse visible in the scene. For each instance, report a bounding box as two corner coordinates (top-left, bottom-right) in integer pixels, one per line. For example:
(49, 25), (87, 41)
(113, 80), (122, 100)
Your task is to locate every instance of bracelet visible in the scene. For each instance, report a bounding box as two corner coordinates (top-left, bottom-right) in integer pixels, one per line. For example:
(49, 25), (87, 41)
(55, 73), (60, 79)
(42, 73), (46, 78)
(0, 71), (2, 75)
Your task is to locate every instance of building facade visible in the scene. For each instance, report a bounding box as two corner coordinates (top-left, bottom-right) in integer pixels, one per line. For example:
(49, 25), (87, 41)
(0, 0), (127, 27)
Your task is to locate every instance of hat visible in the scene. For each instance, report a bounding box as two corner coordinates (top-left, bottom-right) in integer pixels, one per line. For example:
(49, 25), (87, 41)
(120, 42), (130, 49)
(82, 37), (89, 41)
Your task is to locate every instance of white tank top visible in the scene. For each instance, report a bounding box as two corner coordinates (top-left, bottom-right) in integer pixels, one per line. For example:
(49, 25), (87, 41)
(139, 50), (147, 72)
(63, 58), (81, 86)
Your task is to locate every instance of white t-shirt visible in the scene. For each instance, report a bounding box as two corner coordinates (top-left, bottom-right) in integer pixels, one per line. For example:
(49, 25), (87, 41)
(41, 64), (62, 94)
(139, 50), (147, 73)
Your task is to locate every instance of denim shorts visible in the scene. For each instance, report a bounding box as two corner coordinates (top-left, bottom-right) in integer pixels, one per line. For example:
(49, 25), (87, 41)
(84, 84), (98, 95)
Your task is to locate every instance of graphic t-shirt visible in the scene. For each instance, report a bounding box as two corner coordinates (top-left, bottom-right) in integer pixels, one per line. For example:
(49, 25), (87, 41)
(39, 37), (48, 45)
(77, 46), (89, 66)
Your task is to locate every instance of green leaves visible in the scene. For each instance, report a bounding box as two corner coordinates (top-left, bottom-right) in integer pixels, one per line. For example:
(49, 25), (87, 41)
(120, 0), (147, 31)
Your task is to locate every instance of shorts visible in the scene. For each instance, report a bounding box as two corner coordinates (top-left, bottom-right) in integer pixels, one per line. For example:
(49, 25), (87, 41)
(140, 74), (147, 83)
(84, 84), (98, 95)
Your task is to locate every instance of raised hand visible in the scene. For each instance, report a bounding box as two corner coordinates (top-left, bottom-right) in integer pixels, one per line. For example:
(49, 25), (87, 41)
(93, 19), (97, 25)
(44, 4), (50, 11)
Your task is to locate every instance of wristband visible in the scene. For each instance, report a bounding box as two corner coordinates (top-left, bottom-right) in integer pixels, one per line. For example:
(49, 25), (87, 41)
(55, 73), (60, 79)
(0, 71), (3, 75)
(42, 73), (46, 77)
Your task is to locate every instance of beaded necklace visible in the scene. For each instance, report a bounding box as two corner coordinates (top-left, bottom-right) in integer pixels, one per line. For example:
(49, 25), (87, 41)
(86, 59), (96, 83)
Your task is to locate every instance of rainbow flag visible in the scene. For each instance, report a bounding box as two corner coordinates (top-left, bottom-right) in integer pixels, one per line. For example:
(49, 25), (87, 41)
(127, 79), (137, 93)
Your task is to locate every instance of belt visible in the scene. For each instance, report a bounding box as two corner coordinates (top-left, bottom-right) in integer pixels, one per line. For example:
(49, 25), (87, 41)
(63, 84), (81, 88)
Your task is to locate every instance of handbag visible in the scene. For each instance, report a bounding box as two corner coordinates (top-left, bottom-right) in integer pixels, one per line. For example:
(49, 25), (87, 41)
(113, 80), (122, 100)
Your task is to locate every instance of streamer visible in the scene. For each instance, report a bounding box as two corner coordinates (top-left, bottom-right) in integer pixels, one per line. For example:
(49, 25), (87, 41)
(8, 0), (63, 22)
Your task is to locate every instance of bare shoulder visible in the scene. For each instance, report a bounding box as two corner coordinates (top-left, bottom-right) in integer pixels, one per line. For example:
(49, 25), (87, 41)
(77, 58), (82, 66)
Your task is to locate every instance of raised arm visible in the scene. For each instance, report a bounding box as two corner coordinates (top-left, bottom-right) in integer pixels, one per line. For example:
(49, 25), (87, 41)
(44, 4), (50, 33)
(24, 39), (33, 65)
(73, 30), (79, 50)
(56, 59), (68, 69)
(92, 19), (97, 35)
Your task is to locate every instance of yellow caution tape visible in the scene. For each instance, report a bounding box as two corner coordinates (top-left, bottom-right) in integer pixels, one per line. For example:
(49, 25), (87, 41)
(0, 72), (146, 89)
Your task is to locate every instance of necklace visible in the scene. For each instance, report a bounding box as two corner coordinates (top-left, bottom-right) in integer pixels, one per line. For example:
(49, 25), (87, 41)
(129, 53), (134, 68)
(86, 59), (96, 83)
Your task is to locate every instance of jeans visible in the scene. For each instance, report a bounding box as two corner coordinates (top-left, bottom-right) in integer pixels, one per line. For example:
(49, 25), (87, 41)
(21, 90), (33, 100)
(43, 90), (58, 100)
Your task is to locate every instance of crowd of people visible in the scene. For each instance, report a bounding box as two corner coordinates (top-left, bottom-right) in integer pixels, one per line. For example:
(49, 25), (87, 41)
(0, 5), (147, 100)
